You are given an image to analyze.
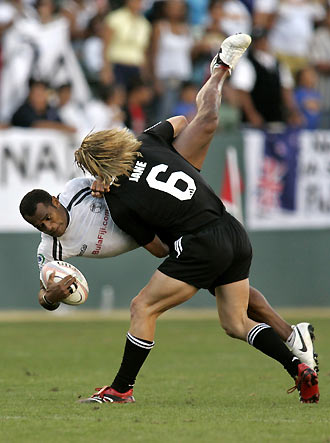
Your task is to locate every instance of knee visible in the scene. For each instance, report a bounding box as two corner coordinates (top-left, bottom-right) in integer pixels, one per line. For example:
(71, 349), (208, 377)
(221, 320), (246, 340)
(130, 290), (159, 321)
(130, 293), (146, 321)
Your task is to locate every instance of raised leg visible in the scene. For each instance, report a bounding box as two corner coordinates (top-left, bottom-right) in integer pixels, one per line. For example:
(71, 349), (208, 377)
(173, 67), (229, 170)
(173, 34), (251, 170)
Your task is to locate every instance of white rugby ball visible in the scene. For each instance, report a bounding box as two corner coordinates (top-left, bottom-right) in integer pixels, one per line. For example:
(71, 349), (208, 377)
(40, 260), (89, 305)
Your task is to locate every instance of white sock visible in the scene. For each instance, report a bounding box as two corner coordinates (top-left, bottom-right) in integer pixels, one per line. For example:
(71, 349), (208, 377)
(286, 328), (296, 347)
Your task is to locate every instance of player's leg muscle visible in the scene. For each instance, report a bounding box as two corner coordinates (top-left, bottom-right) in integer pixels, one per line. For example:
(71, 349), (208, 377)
(215, 279), (258, 340)
(173, 69), (229, 170)
(129, 270), (198, 341)
(248, 286), (292, 341)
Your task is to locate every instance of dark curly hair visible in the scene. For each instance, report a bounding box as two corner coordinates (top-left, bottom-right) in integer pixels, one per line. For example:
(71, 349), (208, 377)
(19, 189), (53, 218)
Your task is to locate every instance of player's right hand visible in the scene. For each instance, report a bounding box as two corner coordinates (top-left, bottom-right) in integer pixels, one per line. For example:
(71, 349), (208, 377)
(46, 272), (77, 303)
(91, 178), (110, 198)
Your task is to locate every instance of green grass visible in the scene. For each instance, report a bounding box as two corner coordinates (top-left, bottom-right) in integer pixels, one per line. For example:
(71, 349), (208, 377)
(1, 314), (330, 443)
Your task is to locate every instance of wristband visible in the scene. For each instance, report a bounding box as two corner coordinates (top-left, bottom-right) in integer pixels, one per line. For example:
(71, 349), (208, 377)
(42, 294), (58, 307)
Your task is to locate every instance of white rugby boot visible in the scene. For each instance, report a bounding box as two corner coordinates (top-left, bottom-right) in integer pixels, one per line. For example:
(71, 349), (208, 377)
(286, 323), (319, 373)
(210, 33), (251, 75)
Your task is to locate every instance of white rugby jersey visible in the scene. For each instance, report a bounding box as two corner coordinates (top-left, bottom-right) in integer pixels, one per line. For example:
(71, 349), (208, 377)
(37, 177), (138, 270)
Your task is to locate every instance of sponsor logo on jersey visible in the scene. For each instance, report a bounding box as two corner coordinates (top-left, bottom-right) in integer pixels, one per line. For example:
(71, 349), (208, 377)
(38, 254), (46, 266)
(90, 201), (104, 213)
(78, 244), (88, 256)
(174, 237), (183, 258)
(129, 161), (147, 182)
(92, 209), (109, 255)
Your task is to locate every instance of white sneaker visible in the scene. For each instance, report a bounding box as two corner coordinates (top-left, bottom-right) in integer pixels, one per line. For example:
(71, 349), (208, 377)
(286, 323), (319, 372)
(210, 33), (251, 75)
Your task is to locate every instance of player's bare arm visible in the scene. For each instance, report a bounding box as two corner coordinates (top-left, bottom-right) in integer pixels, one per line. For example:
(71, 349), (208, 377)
(143, 235), (170, 258)
(38, 272), (77, 311)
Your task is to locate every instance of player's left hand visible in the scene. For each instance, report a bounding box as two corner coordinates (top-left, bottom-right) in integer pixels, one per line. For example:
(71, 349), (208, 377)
(91, 179), (110, 198)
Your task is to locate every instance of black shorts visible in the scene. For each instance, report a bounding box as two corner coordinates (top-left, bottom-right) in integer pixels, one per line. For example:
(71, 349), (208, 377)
(158, 212), (253, 295)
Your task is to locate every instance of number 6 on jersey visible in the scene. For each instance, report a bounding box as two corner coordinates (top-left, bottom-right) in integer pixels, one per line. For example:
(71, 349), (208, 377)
(146, 164), (196, 201)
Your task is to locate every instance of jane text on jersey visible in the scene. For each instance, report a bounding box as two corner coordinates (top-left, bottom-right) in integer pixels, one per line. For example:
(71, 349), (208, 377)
(129, 161), (147, 182)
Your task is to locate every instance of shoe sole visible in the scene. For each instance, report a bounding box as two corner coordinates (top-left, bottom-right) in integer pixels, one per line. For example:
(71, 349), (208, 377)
(299, 368), (319, 403)
(300, 394), (319, 404)
(210, 33), (251, 74)
(79, 396), (135, 404)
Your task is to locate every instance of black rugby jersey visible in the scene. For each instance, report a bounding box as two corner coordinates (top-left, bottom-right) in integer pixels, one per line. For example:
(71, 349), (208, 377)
(105, 121), (226, 246)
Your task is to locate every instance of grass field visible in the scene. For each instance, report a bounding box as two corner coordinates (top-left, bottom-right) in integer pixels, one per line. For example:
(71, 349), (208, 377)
(1, 310), (330, 443)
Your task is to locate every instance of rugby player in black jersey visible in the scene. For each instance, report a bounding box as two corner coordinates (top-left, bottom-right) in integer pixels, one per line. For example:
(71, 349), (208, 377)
(75, 34), (319, 404)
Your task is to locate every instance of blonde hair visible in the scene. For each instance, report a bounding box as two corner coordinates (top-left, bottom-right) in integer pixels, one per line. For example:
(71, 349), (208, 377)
(75, 129), (142, 186)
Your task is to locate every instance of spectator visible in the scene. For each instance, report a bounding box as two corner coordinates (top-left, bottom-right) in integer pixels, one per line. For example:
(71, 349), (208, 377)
(56, 82), (91, 133)
(0, 0), (35, 27)
(0, 2), (16, 102)
(0, 1), (24, 38)
(101, 0), (152, 88)
(144, 0), (164, 23)
(220, 0), (252, 36)
(172, 81), (198, 122)
(146, 0), (210, 28)
(230, 27), (302, 129)
(0, 0), (91, 123)
(185, 0), (210, 27)
(253, 0), (278, 29)
(61, 0), (100, 42)
(267, 0), (326, 76)
(80, 14), (106, 95)
(294, 66), (322, 130)
(309, 7), (330, 128)
(85, 84), (127, 131)
(240, 0), (253, 15)
(191, 0), (226, 85)
(124, 79), (153, 134)
(11, 78), (76, 133)
(57, 82), (127, 134)
(0, 0), (35, 123)
(150, 0), (194, 121)
(60, 0), (109, 70)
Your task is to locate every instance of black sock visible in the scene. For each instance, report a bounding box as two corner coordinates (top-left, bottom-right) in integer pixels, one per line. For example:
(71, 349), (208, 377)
(111, 332), (154, 393)
(247, 323), (300, 379)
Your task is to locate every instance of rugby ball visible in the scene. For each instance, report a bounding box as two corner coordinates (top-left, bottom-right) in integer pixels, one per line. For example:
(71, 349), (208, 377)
(40, 261), (89, 305)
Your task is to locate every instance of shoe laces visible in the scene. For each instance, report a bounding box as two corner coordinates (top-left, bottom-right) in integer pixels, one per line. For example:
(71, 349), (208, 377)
(287, 365), (315, 395)
(92, 385), (111, 397)
(287, 384), (297, 394)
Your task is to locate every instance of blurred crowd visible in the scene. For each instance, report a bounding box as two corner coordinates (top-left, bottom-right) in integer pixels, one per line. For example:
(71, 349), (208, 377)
(1, 0), (330, 136)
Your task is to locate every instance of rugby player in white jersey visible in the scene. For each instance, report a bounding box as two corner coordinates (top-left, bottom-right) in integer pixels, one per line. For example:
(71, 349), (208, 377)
(20, 34), (318, 403)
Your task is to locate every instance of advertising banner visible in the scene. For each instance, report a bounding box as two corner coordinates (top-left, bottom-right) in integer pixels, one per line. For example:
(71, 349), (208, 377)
(0, 129), (83, 232)
(244, 129), (330, 230)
